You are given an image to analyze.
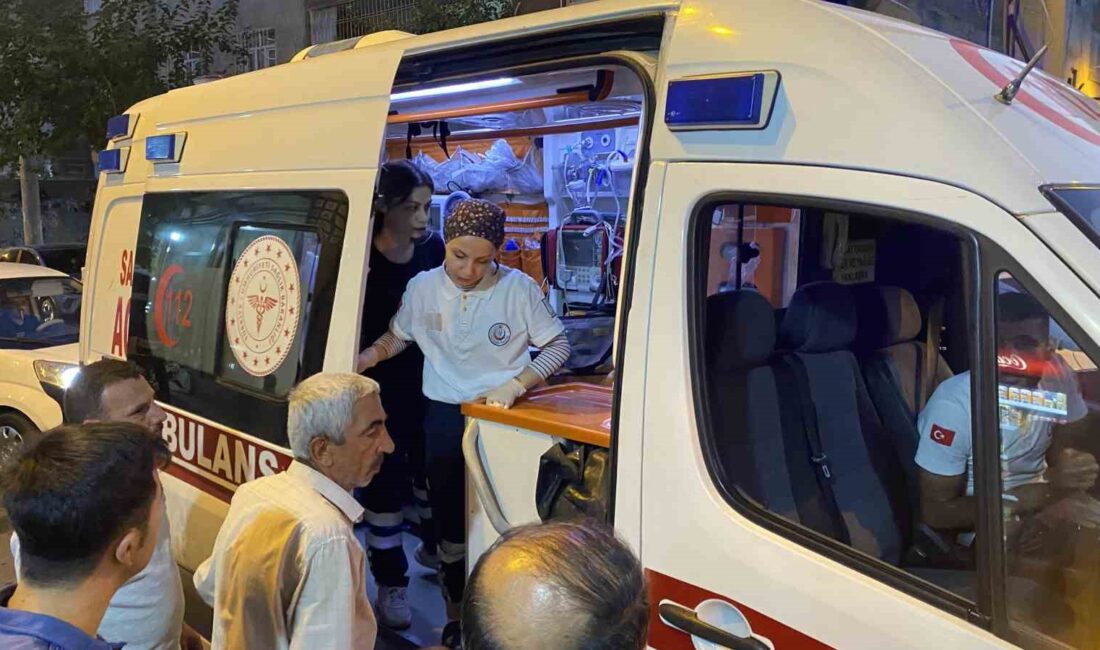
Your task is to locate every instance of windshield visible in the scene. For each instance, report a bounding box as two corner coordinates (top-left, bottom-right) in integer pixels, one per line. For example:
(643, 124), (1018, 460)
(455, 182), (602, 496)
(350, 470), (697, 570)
(38, 247), (86, 278)
(0, 276), (82, 349)
(1042, 186), (1100, 246)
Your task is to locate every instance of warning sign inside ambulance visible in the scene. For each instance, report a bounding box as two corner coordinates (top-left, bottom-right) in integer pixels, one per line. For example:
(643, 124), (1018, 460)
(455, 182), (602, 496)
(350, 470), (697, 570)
(160, 404), (292, 501)
(226, 235), (301, 377)
(832, 239), (876, 285)
(951, 38), (1100, 146)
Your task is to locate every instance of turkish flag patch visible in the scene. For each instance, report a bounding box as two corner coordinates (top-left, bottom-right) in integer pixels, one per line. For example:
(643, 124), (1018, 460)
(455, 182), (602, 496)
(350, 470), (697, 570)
(930, 425), (956, 446)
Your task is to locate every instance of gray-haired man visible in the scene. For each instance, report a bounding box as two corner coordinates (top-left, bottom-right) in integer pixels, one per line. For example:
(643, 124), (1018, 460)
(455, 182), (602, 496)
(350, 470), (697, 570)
(194, 373), (394, 650)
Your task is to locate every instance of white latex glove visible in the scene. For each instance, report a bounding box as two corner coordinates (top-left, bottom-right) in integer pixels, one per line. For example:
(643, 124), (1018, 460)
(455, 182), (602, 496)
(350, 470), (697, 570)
(483, 378), (527, 409)
(356, 347), (380, 374)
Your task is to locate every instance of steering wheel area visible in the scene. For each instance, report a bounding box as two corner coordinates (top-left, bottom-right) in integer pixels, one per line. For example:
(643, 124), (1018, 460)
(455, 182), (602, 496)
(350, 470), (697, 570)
(35, 318), (65, 333)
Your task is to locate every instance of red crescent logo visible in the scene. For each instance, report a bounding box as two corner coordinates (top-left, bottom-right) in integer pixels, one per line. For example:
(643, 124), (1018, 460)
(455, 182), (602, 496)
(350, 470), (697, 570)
(154, 264), (183, 348)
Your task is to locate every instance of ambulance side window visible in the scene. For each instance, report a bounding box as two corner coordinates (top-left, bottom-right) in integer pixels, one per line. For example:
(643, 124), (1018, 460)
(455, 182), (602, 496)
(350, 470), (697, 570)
(994, 274), (1100, 648)
(128, 191), (347, 445)
(693, 201), (977, 605)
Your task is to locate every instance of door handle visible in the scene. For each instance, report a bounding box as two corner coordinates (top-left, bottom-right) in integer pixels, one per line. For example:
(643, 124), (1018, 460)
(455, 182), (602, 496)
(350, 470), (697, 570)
(461, 418), (512, 534)
(659, 601), (770, 650)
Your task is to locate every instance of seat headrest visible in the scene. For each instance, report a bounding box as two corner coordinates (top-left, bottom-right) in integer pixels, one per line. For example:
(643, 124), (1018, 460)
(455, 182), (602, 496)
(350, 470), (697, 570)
(780, 282), (857, 353)
(706, 290), (776, 372)
(854, 285), (922, 350)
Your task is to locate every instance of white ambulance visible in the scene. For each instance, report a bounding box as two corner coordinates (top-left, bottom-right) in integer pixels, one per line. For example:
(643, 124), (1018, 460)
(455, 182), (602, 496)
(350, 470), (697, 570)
(83, 0), (1100, 647)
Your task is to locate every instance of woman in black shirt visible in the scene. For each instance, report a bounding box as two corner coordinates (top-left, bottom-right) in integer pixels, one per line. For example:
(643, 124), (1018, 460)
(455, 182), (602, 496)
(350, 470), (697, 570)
(357, 160), (444, 630)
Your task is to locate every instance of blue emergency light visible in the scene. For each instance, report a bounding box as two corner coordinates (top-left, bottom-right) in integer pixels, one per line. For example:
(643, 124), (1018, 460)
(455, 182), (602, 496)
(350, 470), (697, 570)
(146, 134), (180, 162)
(106, 114), (132, 141)
(97, 148), (127, 174)
(665, 71), (781, 131)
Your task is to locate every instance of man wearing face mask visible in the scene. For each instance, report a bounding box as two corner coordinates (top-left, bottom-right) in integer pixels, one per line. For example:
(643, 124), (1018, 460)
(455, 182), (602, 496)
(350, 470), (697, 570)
(358, 199), (571, 649)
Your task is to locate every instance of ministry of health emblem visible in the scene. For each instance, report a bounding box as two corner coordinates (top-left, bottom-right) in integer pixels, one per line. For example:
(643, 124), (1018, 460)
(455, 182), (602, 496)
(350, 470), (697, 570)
(226, 235), (301, 377)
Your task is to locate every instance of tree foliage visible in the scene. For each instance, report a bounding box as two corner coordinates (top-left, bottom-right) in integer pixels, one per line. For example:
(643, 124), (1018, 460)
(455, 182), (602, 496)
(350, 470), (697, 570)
(403, 0), (521, 35)
(0, 1), (89, 169)
(0, 0), (244, 168)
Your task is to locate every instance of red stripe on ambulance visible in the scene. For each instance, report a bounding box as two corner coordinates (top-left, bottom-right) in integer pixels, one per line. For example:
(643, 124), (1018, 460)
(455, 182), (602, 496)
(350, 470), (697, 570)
(159, 404), (292, 502)
(646, 569), (832, 649)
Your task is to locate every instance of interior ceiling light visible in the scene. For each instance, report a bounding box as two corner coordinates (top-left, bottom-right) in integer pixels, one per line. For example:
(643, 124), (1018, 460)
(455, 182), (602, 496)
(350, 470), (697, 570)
(391, 77), (521, 103)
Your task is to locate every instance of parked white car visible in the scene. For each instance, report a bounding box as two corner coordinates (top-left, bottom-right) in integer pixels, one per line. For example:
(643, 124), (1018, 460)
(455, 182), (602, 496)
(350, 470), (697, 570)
(0, 262), (81, 465)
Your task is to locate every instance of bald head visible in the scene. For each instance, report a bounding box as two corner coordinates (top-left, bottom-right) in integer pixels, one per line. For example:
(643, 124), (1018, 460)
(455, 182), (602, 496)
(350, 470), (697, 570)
(463, 521), (649, 650)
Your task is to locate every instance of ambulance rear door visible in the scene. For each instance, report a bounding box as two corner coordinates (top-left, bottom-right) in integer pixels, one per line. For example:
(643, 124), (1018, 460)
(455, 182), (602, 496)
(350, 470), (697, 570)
(87, 45), (406, 630)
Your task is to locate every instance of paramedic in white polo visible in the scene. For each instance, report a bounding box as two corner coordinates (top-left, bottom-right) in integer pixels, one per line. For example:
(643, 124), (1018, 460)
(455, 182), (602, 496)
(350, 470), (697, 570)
(916, 291), (1100, 541)
(357, 198), (570, 649)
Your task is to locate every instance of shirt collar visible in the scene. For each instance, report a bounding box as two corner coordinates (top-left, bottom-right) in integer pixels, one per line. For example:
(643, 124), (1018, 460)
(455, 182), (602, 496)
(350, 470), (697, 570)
(0, 584), (124, 650)
(286, 461), (365, 524)
(438, 265), (503, 302)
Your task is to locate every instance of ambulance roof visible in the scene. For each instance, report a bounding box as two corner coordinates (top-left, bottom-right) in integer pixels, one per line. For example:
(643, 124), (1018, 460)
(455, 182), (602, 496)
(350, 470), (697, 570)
(123, 0), (1100, 216)
(648, 0), (1100, 215)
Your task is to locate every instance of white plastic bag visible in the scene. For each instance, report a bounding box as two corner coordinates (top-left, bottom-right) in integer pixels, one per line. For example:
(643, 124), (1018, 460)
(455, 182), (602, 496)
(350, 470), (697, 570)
(436, 147), (479, 192)
(412, 152), (445, 192)
(452, 139), (515, 193)
(506, 146), (543, 195)
(483, 139), (516, 167)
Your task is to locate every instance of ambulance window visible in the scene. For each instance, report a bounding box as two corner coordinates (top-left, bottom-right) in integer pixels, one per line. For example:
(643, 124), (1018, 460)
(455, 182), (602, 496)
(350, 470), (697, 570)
(1043, 185), (1100, 247)
(693, 201), (977, 607)
(993, 274), (1100, 648)
(128, 191), (347, 444)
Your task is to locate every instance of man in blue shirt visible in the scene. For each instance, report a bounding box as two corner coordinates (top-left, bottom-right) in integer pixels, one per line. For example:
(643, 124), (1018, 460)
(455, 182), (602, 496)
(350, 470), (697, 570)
(0, 422), (167, 649)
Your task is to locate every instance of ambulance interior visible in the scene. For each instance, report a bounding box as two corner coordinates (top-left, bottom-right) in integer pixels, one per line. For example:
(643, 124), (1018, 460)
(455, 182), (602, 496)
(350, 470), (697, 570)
(370, 69), (640, 422)
(698, 201), (1100, 643)
(358, 62), (643, 646)
(380, 66), (637, 316)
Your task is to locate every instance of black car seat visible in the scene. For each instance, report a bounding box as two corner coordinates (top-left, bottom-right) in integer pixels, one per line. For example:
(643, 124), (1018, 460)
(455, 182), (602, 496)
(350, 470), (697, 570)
(704, 290), (802, 523)
(704, 283), (987, 591)
(778, 282), (911, 564)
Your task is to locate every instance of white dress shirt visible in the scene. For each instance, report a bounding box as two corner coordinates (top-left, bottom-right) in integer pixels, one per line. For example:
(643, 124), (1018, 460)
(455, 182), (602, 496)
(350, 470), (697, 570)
(392, 264), (565, 404)
(194, 461), (376, 650)
(10, 498), (185, 650)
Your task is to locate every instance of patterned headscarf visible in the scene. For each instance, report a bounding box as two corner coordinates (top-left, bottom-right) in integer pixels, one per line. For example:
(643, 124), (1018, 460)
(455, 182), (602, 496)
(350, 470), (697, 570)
(443, 199), (505, 248)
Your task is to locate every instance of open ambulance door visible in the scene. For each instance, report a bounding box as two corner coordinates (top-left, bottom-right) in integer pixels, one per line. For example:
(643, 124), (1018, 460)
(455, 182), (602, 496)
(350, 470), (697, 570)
(85, 44), (407, 637)
(430, 18), (665, 561)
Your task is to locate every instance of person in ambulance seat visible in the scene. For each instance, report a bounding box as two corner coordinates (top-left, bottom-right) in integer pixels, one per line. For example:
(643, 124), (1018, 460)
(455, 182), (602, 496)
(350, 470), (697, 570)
(356, 160), (444, 630)
(357, 198), (571, 650)
(916, 292), (1100, 547)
